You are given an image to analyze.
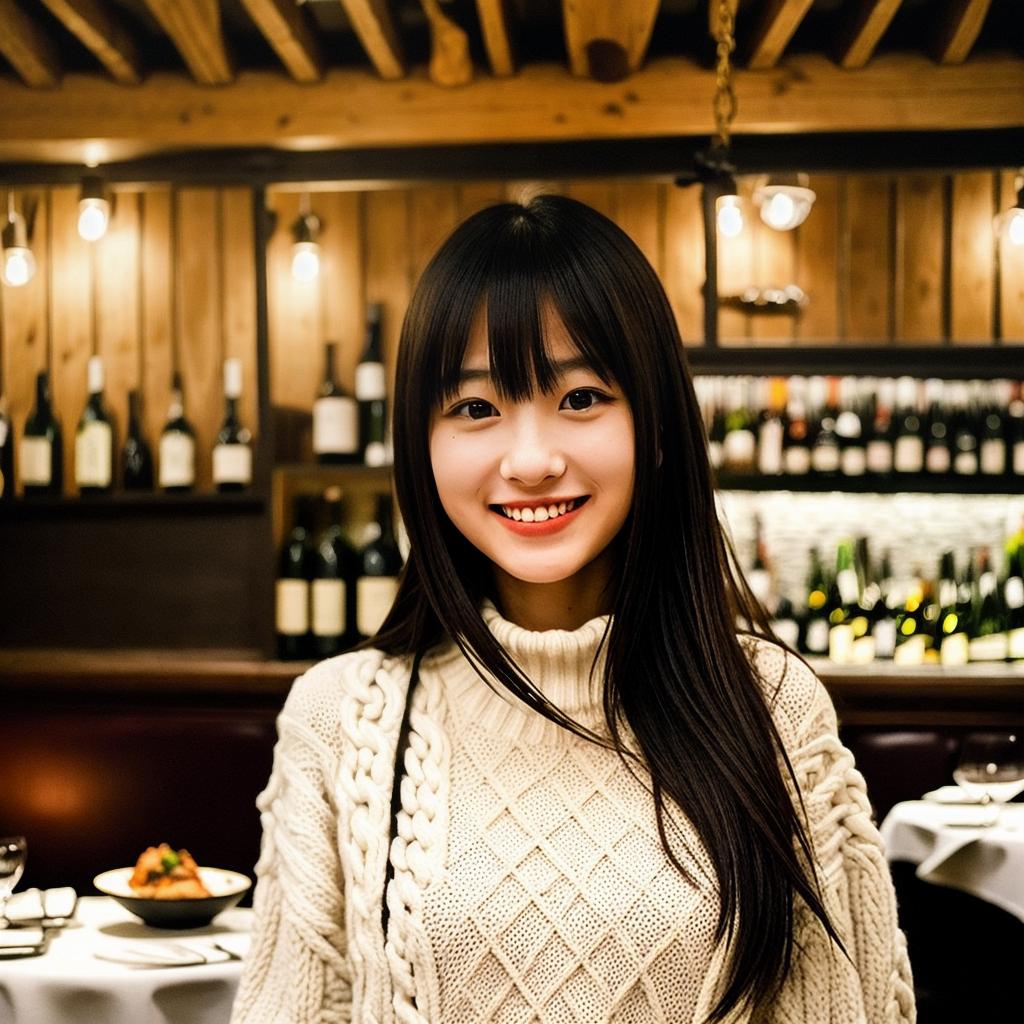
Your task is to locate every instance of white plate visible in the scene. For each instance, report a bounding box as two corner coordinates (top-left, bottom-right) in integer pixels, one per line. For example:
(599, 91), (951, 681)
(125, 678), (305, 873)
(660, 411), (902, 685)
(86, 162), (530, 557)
(93, 867), (250, 899)
(94, 941), (236, 968)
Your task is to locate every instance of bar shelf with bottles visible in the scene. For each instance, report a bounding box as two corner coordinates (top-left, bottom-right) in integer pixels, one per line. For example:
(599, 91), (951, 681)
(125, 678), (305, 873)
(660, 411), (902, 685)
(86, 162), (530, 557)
(696, 372), (1024, 494)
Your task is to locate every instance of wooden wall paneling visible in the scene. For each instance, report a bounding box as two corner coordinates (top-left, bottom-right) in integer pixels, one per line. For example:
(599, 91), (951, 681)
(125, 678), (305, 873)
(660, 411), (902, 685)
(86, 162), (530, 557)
(844, 174), (893, 344)
(50, 186), (92, 495)
(410, 186), (459, 286)
(176, 188), (222, 491)
(613, 181), (662, 277)
(717, 184), (755, 345)
(662, 183), (705, 346)
(794, 174), (840, 344)
(998, 169), (1024, 343)
(140, 188), (173, 467)
(96, 189), (140, 462)
(565, 180), (616, 220)
(1, 187), (50, 497)
(221, 187), (259, 438)
(457, 182), (507, 219)
(317, 191), (364, 390)
(750, 203), (797, 343)
(950, 171), (995, 345)
(894, 173), (945, 343)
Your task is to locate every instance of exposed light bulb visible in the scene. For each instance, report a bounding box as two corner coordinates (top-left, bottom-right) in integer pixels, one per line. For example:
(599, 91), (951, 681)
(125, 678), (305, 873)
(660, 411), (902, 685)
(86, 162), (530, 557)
(716, 194), (744, 238)
(753, 175), (816, 230)
(2, 246), (35, 287)
(291, 240), (321, 282)
(994, 179), (1024, 247)
(1009, 210), (1024, 246)
(78, 197), (110, 241)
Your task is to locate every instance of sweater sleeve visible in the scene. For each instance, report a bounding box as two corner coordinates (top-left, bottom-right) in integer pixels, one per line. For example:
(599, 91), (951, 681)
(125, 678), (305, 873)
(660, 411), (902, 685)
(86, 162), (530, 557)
(231, 661), (354, 1024)
(782, 657), (916, 1024)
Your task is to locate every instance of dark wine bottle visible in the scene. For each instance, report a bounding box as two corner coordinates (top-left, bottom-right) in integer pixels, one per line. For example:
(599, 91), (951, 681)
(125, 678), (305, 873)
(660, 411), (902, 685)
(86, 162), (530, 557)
(276, 495), (315, 660)
(20, 370), (63, 496)
(865, 378), (896, 476)
(835, 377), (866, 478)
(872, 550), (898, 660)
(950, 382), (979, 476)
(122, 389), (154, 490)
(922, 379), (951, 475)
(894, 573), (931, 666)
(722, 377), (757, 474)
(849, 536), (876, 663)
(827, 539), (858, 663)
(968, 547), (1007, 662)
(212, 358), (253, 492)
(746, 515), (773, 613)
(893, 377), (924, 474)
(936, 550), (969, 666)
(311, 488), (359, 657)
(801, 547), (830, 656)
(978, 381), (1007, 476)
(355, 304), (388, 467)
(809, 376), (840, 477)
(1008, 380), (1024, 476)
(313, 341), (359, 464)
(0, 393), (13, 502)
(756, 378), (785, 476)
(159, 372), (196, 492)
(707, 384), (726, 471)
(356, 494), (403, 639)
(782, 376), (811, 476)
(75, 355), (115, 495)
(1004, 544), (1024, 663)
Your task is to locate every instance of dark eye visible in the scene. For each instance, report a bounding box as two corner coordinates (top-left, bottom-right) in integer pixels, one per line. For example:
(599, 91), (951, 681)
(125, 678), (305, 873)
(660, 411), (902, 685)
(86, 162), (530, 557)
(561, 388), (606, 411)
(455, 399), (497, 420)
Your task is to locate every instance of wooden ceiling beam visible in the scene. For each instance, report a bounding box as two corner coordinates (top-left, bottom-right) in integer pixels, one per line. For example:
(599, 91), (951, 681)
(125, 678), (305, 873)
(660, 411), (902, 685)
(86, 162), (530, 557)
(837, 0), (903, 70)
(141, 0), (233, 85)
(337, 0), (405, 80)
(475, 0), (515, 77)
(747, 0), (815, 70)
(238, 0), (324, 82)
(39, 0), (142, 85)
(561, 0), (661, 81)
(934, 0), (993, 65)
(0, 55), (1022, 163)
(0, 0), (61, 88)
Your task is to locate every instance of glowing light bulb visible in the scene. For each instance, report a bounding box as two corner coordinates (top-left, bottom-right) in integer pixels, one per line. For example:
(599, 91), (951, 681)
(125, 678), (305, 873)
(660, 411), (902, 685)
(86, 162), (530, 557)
(754, 177), (816, 231)
(291, 240), (320, 282)
(78, 197), (110, 241)
(2, 246), (35, 287)
(1008, 209), (1024, 247)
(716, 195), (743, 238)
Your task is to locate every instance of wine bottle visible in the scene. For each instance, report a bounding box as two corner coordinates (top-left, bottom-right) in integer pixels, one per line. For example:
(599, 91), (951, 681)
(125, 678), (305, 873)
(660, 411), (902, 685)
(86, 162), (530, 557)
(950, 382), (979, 476)
(756, 378), (785, 476)
(810, 377), (841, 477)
(893, 574), (930, 666)
(158, 372), (196, 492)
(122, 389), (154, 491)
(835, 377), (866, 477)
(936, 551), (969, 666)
(922, 379), (951, 475)
(801, 548), (830, 656)
(1004, 544), (1024, 663)
(276, 495), (314, 660)
(978, 381), (1007, 476)
(310, 488), (359, 657)
(20, 370), (63, 496)
(356, 494), (403, 639)
(722, 377), (757, 474)
(212, 358), (253, 492)
(782, 376), (811, 476)
(356, 304), (388, 467)
(893, 377), (924, 474)
(0, 393), (13, 502)
(968, 547), (1008, 662)
(849, 536), (876, 663)
(704, 378), (725, 471)
(770, 595), (800, 651)
(746, 515), (774, 614)
(827, 539), (858, 663)
(75, 355), (115, 495)
(1007, 380), (1024, 476)
(313, 341), (359, 464)
(872, 550), (898, 660)
(865, 378), (896, 476)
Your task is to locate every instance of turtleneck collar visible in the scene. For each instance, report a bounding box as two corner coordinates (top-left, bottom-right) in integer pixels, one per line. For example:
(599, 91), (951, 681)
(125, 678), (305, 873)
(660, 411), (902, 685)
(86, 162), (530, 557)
(424, 599), (612, 744)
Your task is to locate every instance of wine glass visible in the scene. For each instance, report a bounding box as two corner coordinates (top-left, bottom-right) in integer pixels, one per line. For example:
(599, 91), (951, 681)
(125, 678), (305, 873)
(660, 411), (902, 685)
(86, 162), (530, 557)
(0, 835), (27, 923)
(953, 733), (1024, 817)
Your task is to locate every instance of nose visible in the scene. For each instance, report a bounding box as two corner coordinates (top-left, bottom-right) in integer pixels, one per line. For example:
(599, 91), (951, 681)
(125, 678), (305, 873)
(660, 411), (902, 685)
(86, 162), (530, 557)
(499, 416), (566, 486)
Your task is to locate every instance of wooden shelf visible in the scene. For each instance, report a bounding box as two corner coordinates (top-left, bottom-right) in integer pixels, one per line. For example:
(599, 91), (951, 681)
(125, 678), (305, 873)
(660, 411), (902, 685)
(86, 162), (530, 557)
(715, 472), (1024, 495)
(0, 491), (266, 519)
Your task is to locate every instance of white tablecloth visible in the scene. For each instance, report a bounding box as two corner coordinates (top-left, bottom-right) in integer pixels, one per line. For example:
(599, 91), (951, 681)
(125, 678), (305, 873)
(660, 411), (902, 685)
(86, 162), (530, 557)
(880, 800), (1024, 922)
(0, 896), (252, 1024)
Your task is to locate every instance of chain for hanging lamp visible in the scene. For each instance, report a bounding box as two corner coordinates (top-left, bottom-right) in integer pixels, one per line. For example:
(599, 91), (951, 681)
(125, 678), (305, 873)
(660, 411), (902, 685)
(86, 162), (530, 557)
(711, 0), (738, 157)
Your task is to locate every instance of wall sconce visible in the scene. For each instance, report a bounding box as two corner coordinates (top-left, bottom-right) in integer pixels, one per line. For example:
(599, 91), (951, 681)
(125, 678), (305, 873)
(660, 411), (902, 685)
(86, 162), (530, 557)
(77, 175), (110, 242)
(2, 193), (36, 288)
(291, 195), (321, 282)
(753, 173), (817, 231)
(996, 173), (1024, 247)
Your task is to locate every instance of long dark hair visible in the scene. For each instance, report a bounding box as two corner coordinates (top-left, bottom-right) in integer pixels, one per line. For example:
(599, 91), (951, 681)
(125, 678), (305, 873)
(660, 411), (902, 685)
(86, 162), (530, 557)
(374, 194), (843, 1021)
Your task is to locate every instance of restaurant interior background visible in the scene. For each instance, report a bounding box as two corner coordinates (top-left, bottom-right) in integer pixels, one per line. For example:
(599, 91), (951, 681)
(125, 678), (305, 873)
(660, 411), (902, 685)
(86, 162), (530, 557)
(1, 1), (1023, 1021)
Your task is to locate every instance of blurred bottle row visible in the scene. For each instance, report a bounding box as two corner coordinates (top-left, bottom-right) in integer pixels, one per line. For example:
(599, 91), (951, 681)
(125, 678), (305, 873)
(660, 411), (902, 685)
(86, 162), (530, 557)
(696, 375), (1024, 479)
(275, 490), (404, 660)
(747, 518), (1024, 665)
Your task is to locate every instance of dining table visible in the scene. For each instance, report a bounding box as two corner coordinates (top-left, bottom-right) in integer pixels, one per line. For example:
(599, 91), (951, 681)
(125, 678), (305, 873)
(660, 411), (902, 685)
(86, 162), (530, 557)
(0, 895), (252, 1024)
(879, 791), (1024, 923)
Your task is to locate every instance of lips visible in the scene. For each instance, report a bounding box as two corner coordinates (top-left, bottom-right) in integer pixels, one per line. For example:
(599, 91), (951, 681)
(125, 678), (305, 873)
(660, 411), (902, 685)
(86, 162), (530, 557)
(491, 496), (589, 523)
(489, 496), (590, 535)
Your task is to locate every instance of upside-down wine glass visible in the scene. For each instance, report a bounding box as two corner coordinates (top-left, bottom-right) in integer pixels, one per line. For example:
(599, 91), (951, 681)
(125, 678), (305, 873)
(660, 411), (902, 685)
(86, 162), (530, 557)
(0, 836), (27, 924)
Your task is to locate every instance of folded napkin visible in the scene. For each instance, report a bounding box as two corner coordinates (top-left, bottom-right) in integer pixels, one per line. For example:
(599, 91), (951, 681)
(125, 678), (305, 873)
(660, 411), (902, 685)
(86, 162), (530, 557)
(0, 925), (47, 958)
(4, 886), (78, 926)
(923, 785), (981, 805)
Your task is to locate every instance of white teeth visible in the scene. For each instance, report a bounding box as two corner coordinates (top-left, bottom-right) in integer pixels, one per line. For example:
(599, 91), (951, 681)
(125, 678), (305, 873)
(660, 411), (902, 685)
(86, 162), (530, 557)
(511, 508), (522, 521)
(521, 507), (535, 523)
(534, 507), (549, 522)
(558, 502), (567, 515)
(499, 497), (584, 522)
(547, 504), (558, 518)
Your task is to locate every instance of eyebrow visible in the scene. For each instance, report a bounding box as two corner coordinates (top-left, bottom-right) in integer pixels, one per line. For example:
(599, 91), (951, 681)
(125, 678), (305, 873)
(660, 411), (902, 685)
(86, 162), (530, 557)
(456, 356), (595, 386)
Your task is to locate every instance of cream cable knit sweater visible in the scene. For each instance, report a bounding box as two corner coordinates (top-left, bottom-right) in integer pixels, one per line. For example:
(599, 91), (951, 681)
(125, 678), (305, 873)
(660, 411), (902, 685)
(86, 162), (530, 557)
(231, 605), (915, 1024)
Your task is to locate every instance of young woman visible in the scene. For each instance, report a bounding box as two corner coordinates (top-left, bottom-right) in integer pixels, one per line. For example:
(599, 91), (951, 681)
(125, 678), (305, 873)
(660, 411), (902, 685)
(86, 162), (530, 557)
(233, 195), (915, 1023)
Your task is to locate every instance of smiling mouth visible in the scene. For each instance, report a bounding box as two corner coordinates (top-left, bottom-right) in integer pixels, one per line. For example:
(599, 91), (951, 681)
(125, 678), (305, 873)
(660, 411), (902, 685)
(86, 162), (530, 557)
(489, 496), (590, 523)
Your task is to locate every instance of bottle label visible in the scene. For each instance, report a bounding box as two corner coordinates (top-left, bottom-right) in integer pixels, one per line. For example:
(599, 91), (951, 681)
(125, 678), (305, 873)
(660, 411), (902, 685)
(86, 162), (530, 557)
(783, 446), (811, 476)
(707, 441), (723, 470)
(828, 623), (854, 664)
(939, 580), (959, 608)
(213, 444), (252, 484)
(19, 436), (52, 486)
(968, 633), (1008, 662)
(1014, 441), (1024, 475)
(953, 451), (978, 475)
(355, 362), (387, 402)
(940, 632), (969, 666)
(159, 433), (195, 487)
(811, 445), (840, 474)
(851, 633), (876, 664)
(837, 567), (860, 606)
(75, 421), (112, 487)
(276, 579), (309, 636)
(357, 575), (398, 637)
(893, 634), (925, 665)
(311, 579), (345, 637)
(805, 618), (829, 654)
(894, 436), (924, 472)
(979, 440), (1006, 475)
(313, 397), (358, 455)
(1005, 577), (1024, 610)
(839, 447), (867, 477)
(866, 441), (893, 474)
(364, 441), (388, 468)
(925, 445), (951, 474)
(770, 617), (800, 650)
(757, 421), (783, 475)
(723, 429), (756, 470)
(1009, 626), (1024, 661)
(873, 618), (897, 659)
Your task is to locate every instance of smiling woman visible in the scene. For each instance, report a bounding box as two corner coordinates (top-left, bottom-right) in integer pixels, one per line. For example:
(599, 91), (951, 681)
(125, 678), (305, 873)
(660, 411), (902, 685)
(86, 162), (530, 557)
(232, 196), (915, 1024)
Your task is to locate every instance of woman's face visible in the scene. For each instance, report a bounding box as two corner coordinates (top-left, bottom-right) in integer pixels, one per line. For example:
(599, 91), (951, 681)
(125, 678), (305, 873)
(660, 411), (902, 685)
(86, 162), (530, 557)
(429, 307), (635, 608)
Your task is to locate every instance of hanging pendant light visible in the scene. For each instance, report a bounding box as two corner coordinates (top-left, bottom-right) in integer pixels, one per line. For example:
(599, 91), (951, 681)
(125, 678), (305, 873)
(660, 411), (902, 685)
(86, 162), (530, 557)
(291, 193), (321, 282)
(2, 193), (36, 288)
(995, 173), (1024, 247)
(754, 173), (817, 231)
(77, 175), (110, 242)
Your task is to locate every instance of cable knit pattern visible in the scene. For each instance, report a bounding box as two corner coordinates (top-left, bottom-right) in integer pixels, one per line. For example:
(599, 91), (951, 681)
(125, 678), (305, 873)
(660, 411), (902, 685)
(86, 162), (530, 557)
(232, 617), (915, 1024)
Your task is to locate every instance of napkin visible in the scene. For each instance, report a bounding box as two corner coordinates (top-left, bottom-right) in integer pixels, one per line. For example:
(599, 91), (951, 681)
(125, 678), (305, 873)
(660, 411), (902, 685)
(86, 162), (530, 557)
(923, 785), (982, 805)
(4, 886), (77, 925)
